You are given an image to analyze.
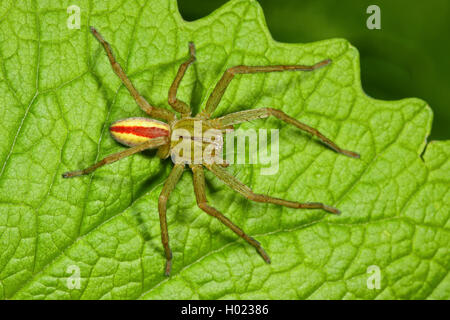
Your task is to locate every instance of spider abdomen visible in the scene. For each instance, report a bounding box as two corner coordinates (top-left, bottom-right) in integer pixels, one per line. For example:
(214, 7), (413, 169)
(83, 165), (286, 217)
(109, 117), (170, 147)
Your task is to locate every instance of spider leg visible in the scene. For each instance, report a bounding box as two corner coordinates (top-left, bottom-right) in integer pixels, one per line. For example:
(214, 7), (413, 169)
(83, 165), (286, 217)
(168, 42), (196, 116)
(205, 163), (340, 214)
(204, 59), (331, 116)
(191, 165), (270, 263)
(90, 27), (175, 122)
(62, 137), (168, 178)
(158, 163), (185, 276)
(219, 160), (230, 167)
(211, 108), (360, 158)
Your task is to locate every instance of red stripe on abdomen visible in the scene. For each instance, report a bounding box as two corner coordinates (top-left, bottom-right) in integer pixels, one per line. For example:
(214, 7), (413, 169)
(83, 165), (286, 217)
(110, 126), (169, 138)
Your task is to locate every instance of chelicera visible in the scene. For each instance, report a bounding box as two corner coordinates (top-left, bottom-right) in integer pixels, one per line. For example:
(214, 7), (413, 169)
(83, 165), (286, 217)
(63, 27), (360, 276)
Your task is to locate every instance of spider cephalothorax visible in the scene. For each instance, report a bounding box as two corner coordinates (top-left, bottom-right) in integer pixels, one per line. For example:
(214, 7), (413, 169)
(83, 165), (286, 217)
(63, 27), (359, 276)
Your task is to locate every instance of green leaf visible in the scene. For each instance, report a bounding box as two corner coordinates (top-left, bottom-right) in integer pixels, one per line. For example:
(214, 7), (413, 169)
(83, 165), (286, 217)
(0, 0), (448, 299)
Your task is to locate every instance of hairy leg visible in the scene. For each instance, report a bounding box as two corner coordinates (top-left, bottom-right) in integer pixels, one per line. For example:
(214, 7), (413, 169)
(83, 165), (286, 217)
(191, 165), (270, 263)
(205, 163), (340, 214)
(204, 59), (331, 116)
(158, 163), (185, 276)
(168, 42), (196, 116)
(211, 108), (359, 158)
(62, 137), (168, 178)
(90, 27), (175, 122)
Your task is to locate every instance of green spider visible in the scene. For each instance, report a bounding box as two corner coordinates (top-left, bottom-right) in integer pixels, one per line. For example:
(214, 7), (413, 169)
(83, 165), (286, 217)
(63, 27), (359, 276)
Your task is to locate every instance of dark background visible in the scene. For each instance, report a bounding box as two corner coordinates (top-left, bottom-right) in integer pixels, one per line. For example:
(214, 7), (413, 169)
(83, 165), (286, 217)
(178, 0), (450, 140)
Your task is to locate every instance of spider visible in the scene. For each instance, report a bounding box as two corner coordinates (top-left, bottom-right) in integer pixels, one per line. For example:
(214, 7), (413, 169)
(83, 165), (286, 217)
(63, 27), (360, 276)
